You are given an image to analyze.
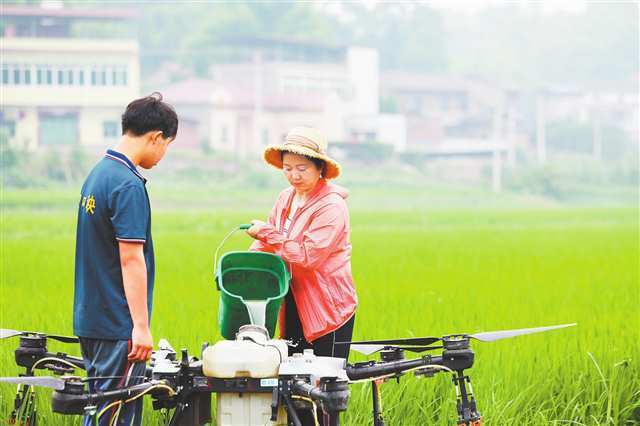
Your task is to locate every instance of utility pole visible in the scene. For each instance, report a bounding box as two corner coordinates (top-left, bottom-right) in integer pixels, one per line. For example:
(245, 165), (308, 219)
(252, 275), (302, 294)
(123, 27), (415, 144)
(251, 50), (264, 160)
(592, 110), (602, 161)
(536, 93), (547, 164)
(491, 103), (504, 193)
(506, 106), (517, 167)
(492, 146), (502, 193)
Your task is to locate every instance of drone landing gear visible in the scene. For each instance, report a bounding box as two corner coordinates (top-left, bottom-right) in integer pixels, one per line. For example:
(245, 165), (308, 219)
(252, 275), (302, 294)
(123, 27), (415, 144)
(452, 370), (482, 426)
(371, 379), (385, 426)
(165, 392), (211, 426)
(10, 376), (37, 426)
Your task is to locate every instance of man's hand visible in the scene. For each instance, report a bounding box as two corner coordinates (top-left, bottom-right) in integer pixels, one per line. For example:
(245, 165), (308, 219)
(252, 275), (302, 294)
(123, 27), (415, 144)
(128, 325), (153, 361)
(246, 219), (267, 239)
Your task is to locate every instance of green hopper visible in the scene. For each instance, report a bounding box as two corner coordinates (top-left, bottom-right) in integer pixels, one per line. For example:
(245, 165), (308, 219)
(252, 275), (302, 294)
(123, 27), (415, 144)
(214, 225), (290, 340)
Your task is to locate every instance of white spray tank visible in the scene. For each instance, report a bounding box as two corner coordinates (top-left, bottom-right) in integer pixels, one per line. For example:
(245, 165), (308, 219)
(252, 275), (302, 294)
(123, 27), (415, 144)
(203, 325), (288, 425)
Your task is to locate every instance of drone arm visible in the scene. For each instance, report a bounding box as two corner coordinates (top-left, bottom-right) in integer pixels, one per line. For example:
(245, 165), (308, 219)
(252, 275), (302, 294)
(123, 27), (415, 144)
(291, 380), (327, 402)
(290, 379), (349, 412)
(346, 356), (441, 381)
(52, 380), (173, 415)
(59, 354), (85, 370)
(15, 346), (85, 373)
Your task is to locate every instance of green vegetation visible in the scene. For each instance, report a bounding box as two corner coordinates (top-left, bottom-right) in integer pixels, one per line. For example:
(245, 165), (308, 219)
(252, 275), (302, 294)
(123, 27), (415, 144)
(5, 1), (637, 88)
(0, 187), (638, 424)
(131, 2), (638, 89)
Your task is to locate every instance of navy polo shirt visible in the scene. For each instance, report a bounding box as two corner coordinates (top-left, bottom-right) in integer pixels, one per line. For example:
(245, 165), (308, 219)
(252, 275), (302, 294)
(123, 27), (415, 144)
(73, 149), (155, 340)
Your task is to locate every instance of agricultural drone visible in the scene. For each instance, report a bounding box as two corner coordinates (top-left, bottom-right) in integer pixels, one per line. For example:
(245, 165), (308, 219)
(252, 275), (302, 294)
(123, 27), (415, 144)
(0, 323), (576, 426)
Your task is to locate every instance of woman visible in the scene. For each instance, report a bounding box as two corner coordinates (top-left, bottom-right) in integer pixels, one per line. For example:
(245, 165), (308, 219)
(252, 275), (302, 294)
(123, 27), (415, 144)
(246, 126), (357, 360)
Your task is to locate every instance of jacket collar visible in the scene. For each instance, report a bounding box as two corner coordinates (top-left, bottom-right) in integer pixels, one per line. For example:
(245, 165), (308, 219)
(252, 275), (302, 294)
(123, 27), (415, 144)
(285, 179), (348, 216)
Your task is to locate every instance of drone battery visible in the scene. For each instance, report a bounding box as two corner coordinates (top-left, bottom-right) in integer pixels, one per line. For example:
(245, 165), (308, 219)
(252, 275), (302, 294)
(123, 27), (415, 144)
(217, 392), (286, 426)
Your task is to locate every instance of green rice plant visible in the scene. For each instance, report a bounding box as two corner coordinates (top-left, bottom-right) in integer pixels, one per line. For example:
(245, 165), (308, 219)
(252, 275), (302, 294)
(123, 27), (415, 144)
(1, 200), (638, 425)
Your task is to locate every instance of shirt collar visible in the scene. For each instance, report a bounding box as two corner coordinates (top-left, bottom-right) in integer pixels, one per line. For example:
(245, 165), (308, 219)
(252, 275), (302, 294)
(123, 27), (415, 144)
(104, 149), (147, 183)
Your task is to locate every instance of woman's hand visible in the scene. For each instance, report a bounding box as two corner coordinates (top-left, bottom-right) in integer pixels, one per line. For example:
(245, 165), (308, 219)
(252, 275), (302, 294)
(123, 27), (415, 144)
(246, 219), (267, 239)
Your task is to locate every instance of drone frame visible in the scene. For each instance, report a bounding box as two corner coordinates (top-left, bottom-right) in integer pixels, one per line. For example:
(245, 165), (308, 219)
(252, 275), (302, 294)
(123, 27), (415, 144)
(1, 323), (575, 426)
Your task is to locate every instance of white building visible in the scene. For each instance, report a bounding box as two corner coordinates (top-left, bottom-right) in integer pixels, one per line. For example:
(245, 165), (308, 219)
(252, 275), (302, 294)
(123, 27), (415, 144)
(161, 37), (406, 156)
(1, 6), (140, 150)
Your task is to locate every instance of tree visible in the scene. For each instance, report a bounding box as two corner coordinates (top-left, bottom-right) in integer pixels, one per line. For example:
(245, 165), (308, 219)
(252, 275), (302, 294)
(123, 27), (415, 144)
(338, 2), (448, 72)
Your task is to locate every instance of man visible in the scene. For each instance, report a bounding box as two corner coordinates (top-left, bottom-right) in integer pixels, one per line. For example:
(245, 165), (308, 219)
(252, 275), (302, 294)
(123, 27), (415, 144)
(73, 92), (178, 425)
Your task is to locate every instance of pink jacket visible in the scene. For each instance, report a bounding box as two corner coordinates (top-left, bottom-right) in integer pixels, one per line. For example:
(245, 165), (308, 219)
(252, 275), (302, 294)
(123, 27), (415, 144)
(250, 179), (358, 342)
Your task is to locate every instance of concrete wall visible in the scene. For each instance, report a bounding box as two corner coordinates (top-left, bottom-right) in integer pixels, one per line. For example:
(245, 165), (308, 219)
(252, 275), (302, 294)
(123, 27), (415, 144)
(209, 109), (238, 153)
(79, 107), (123, 147)
(347, 47), (379, 116)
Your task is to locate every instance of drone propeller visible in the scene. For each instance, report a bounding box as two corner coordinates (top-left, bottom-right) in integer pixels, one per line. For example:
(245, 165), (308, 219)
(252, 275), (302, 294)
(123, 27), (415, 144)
(0, 376), (70, 390)
(465, 323), (577, 342)
(0, 329), (23, 339)
(0, 328), (79, 344)
(341, 323), (577, 356)
(351, 344), (441, 356)
(339, 336), (441, 347)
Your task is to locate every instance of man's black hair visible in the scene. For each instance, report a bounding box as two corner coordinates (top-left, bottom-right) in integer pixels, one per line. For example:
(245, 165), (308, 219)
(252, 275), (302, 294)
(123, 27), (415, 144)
(121, 92), (178, 139)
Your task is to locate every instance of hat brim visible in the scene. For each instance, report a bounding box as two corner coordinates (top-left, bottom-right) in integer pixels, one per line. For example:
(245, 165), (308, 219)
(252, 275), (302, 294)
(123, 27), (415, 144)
(263, 145), (341, 179)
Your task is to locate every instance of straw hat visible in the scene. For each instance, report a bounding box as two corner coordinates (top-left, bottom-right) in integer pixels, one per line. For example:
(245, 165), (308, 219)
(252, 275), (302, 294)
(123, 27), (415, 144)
(263, 127), (341, 179)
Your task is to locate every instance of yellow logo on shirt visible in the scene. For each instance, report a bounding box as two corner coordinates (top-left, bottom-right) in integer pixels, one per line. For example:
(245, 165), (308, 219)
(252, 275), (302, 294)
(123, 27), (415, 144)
(83, 194), (96, 215)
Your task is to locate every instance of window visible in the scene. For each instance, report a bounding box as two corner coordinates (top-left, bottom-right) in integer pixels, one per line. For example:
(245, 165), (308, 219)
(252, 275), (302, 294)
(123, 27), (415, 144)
(220, 126), (228, 144)
(113, 66), (128, 86)
(34, 66), (54, 85)
(103, 121), (119, 139)
(36, 66), (44, 85)
(91, 67), (107, 86)
(1, 119), (16, 137)
(2, 64), (8, 84)
(39, 112), (78, 145)
(1, 64), (126, 87)
(104, 67), (112, 86)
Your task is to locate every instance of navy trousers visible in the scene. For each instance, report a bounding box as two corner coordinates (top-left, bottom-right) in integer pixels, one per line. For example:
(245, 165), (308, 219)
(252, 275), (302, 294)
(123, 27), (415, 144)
(79, 338), (146, 426)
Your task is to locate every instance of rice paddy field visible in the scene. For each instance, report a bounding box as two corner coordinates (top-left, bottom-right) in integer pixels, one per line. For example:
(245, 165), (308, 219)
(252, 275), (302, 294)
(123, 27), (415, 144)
(1, 186), (639, 425)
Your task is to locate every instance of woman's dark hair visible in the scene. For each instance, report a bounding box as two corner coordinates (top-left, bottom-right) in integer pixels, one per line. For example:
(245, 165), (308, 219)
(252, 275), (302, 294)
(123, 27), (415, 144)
(121, 92), (178, 139)
(282, 151), (325, 173)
